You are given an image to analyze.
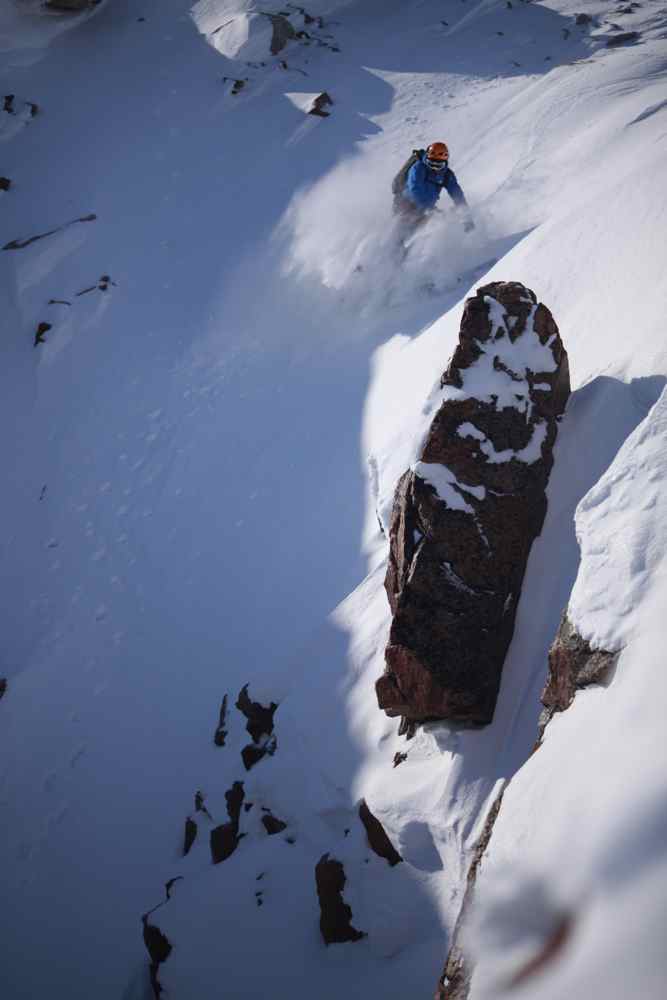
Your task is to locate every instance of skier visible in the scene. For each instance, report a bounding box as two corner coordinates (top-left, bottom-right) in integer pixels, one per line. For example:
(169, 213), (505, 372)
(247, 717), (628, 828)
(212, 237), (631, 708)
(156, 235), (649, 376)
(392, 141), (474, 240)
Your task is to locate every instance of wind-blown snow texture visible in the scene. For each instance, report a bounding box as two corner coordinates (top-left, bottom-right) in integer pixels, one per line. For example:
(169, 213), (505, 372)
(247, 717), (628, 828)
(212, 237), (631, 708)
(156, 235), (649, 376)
(0, 1), (665, 998)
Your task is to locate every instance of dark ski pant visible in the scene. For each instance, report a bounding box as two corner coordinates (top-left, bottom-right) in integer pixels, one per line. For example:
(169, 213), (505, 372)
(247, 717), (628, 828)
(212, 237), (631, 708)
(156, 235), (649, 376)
(392, 195), (430, 250)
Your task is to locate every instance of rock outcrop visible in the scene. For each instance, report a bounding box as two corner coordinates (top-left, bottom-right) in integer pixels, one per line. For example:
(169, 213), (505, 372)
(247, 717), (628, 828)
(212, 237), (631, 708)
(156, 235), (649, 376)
(213, 693), (228, 747)
(537, 614), (619, 741)
(308, 92), (333, 117)
(142, 916), (172, 1000)
(266, 13), (297, 55)
(236, 684), (278, 770)
(606, 30), (640, 46)
(210, 781), (245, 864)
(358, 800), (402, 866)
(261, 810), (287, 835)
(315, 854), (365, 945)
(376, 282), (570, 726)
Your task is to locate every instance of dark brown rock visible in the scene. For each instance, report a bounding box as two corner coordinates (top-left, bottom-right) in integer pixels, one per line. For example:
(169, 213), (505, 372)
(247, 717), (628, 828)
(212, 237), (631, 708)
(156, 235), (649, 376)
(308, 92), (333, 117)
(0, 678), (6, 700)
(34, 322), (52, 347)
(315, 854), (365, 945)
(3, 213), (96, 252)
(537, 614), (619, 739)
(183, 817), (197, 857)
(261, 811), (287, 835)
(222, 77), (246, 96)
(266, 14), (297, 55)
(194, 789), (211, 818)
(225, 781), (244, 827)
(142, 917), (172, 1000)
(210, 822), (240, 864)
(213, 693), (228, 746)
(377, 282), (569, 726)
(358, 800), (402, 866)
(0, 177), (11, 192)
(241, 734), (277, 771)
(237, 684), (278, 769)
(210, 781), (245, 864)
(606, 30), (640, 45)
(236, 684), (277, 743)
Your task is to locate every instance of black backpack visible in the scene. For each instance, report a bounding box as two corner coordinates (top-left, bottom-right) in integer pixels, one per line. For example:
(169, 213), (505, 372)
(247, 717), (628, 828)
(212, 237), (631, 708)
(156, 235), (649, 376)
(391, 148), (424, 196)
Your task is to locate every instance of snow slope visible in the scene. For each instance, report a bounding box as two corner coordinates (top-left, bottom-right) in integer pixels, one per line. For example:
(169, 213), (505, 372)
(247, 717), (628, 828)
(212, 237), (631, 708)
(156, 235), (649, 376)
(467, 389), (667, 999)
(0, 0), (665, 998)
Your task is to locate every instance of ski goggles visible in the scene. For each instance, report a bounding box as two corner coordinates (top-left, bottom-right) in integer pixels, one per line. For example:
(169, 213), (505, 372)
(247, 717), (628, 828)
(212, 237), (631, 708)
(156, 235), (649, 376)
(425, 157), (448, 171)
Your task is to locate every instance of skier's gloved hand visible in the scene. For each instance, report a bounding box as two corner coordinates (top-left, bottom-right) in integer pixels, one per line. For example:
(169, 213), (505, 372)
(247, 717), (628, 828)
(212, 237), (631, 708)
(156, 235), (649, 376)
(463, 217), (475, 233)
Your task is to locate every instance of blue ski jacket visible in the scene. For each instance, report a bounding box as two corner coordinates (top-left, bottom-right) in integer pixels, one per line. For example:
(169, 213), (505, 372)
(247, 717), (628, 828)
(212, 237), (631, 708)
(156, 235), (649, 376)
(404, 153), (467, 211)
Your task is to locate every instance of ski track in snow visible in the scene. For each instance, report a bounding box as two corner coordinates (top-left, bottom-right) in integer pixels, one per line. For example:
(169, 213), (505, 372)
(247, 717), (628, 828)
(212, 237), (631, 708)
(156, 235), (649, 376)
(1, 0), (666, 998)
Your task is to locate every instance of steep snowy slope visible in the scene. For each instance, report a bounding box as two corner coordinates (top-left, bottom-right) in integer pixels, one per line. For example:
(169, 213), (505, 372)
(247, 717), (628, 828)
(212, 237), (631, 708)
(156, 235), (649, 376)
(1, 0), (665, 998)
(467, 389), (667, 999)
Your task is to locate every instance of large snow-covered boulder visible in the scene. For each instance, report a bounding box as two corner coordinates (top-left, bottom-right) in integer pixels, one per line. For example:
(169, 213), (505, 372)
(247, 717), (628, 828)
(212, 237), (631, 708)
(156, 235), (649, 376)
(212, 13), (295, 60)
(376, 282), (570, 726)
(191, 2), (299, 61)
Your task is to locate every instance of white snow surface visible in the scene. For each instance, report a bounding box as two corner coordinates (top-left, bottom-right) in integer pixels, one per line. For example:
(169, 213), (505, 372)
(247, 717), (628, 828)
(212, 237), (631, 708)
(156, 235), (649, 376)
(567, 387), (667, 650)
(0, 1), (666, 999)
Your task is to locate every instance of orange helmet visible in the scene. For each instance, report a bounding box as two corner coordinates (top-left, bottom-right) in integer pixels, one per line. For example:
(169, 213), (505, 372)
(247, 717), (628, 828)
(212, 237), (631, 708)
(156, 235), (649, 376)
(426, 141), (449, 165)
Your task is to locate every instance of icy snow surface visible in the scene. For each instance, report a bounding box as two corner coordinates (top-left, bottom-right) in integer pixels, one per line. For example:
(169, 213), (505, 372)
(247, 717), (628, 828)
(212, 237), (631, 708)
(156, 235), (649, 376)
(1, 0), (666, 998)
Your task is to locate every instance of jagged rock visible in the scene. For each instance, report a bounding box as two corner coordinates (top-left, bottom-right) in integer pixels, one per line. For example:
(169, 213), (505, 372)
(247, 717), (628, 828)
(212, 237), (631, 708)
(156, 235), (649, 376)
(266, 14), (297, 55)
(194, 789), (211, 817)
(222, 77), (247, 96)
(261, 811), (287, 835)
(237, 684), (278, 770)
(358, 800), (402, 866)
(606, 30), (640, 45)
(183, 817), (197, 856)
(309, 92), (333, 117)
(210, 781), (245, 864)
(286, 91), (333, 116)
(34, 322), (52, 347)
(575, 13), (593, 25)
(241, 733), (277, 771)
(376, 282), (569, 726)
(3, 213), (96, 252)
(315, 854), (365, 945)
(142, 916), (172, 1000)
(236, 684), (277, 742)
(213, 693), (228, 746)
(225, 780), (244, 825)
(210, 822), (239, 864)
(537, 614), (619, 739)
